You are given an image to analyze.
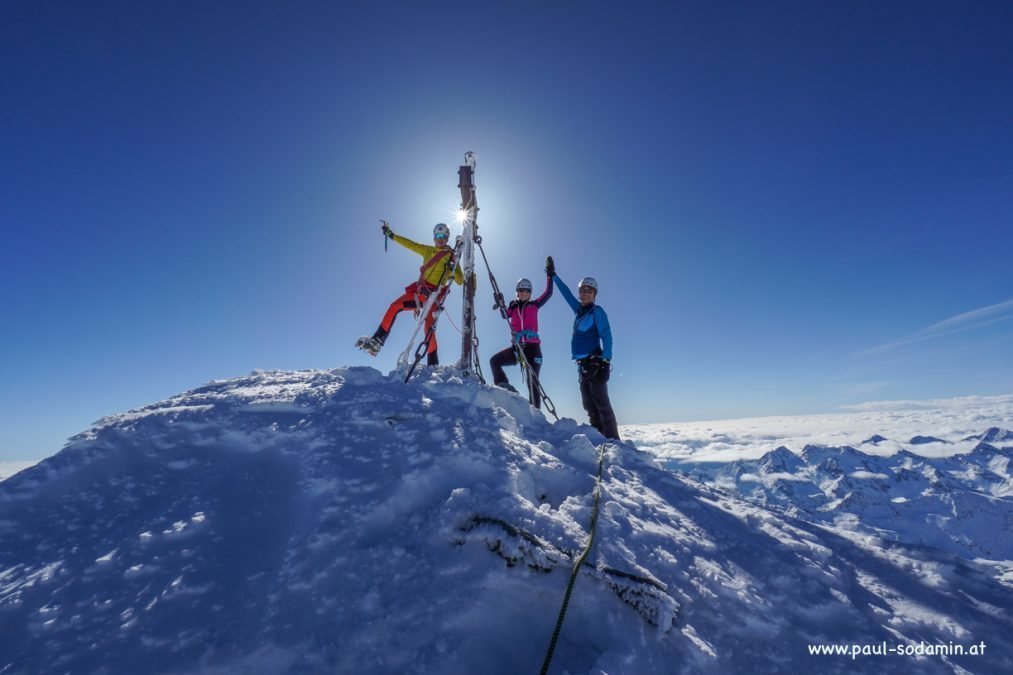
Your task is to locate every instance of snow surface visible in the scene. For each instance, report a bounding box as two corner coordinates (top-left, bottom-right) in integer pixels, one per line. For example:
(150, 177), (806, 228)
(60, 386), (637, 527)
(1, 368), (1011, 674)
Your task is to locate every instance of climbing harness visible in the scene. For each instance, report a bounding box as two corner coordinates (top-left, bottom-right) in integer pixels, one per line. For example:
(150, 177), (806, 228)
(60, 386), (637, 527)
(412, 246), (454, 315)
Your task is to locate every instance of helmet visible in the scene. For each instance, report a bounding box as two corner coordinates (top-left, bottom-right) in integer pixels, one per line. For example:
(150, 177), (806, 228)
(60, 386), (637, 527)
(516, 278), (533, 292)
(433, 223), (450, 240)
(578, 277), (598, 291)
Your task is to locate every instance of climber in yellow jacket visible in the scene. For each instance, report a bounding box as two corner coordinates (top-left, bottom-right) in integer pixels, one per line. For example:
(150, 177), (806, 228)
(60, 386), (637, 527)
(355, 222), (464, 365)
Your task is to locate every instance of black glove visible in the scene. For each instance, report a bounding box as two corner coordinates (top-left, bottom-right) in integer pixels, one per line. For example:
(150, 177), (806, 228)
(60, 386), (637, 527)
(545, 255), (555, 277)
(381, 222), (394, 239)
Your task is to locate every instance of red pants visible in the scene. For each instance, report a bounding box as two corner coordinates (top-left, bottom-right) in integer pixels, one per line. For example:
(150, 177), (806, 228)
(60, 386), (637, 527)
(381, 282), (443, 354)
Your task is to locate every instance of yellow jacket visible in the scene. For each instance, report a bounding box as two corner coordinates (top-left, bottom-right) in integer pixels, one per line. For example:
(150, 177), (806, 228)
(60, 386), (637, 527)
(392, 234), (465, 287)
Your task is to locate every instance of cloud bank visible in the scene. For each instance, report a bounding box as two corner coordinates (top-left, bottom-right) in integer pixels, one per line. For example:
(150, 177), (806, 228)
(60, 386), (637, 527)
(623, 394), (1013, 463)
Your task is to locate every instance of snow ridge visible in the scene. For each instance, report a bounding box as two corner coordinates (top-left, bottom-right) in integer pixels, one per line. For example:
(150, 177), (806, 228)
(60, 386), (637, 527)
(1, 368), (1011, 674)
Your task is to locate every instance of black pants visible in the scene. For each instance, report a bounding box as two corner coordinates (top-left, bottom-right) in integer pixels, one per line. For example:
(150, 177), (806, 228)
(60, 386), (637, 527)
(578, 357), (620, 440)
(490, 343), (543, 408)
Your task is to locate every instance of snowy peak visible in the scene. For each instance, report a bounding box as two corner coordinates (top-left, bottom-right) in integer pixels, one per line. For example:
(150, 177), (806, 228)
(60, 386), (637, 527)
(964, 426), (1013, 445)
(757, 445), (804, 473)
(799, 444), (869, 476)
(2, 368), (1012, 674)
(800, 443), (863, 460)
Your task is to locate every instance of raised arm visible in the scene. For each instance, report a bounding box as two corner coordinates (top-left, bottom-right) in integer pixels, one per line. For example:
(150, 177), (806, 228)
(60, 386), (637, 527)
(391, 233), (430, 257)
(553, 275), (580, 313)
(534, 274), (554, 308)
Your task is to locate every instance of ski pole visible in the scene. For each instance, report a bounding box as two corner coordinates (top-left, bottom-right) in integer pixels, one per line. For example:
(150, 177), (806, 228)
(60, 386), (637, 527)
(380, 219), (389, 252)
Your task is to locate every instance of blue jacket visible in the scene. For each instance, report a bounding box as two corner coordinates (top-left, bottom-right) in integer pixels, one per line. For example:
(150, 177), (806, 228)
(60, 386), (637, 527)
(553, 275), (613, 361)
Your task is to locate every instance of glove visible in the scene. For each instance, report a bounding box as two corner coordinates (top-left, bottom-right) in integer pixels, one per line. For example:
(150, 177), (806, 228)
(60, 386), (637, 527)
(381, 222), (394, 239)
(545, 255), (555, 277)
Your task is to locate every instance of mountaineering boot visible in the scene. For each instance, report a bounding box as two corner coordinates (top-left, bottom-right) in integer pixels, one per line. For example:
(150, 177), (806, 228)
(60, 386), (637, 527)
(355, 327), (389, 356)
(495, 381), (518, 394)
(427, 351), (439, 366)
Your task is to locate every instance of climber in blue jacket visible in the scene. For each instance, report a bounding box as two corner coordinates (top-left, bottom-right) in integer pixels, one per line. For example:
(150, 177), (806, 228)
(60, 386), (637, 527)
(552, 271), (620, 440)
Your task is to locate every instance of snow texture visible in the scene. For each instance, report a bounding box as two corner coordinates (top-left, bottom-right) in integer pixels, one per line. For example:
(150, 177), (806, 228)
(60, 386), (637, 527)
(1, 368), (1011, 674)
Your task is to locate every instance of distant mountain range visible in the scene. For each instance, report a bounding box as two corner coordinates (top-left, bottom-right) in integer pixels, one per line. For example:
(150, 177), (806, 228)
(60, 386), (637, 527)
(672, 428), (1013, 561)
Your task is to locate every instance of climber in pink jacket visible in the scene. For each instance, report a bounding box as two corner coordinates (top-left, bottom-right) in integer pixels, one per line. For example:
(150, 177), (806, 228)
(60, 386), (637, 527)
(489, 256), (554, 408)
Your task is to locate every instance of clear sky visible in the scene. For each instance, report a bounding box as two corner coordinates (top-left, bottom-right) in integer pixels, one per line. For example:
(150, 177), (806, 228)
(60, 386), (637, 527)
(2, 0), (1012, 462)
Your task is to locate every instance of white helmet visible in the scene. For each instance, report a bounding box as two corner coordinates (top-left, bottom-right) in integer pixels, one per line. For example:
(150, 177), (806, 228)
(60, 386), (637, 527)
(578, 277), (598, 291)
(433, 223), (450, 240)
(516, 278), (533, 292)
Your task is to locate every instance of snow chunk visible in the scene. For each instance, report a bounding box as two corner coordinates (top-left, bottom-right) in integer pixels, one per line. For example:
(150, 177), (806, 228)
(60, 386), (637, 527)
(95, 549), (117, 564)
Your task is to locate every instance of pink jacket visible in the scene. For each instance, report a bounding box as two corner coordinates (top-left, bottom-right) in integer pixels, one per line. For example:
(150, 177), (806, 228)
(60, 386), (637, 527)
(506, 277), (553, 344)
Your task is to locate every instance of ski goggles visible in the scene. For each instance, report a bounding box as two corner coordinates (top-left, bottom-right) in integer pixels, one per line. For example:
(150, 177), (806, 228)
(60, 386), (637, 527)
(434, 233), (448, 240)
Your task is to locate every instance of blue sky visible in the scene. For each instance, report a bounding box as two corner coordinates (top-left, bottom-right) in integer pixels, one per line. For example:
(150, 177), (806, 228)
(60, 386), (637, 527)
(2, 1), (1012, 461)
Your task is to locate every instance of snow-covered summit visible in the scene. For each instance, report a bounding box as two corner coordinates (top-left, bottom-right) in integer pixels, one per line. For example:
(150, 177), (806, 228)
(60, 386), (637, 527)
(966, 427), (1013, 445)
(2, 368), (1012, 674)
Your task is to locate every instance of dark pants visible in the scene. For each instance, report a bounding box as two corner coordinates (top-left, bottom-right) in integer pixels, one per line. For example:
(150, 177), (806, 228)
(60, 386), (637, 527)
(490, 343), (543, 408)
(578, 357), (619, 440)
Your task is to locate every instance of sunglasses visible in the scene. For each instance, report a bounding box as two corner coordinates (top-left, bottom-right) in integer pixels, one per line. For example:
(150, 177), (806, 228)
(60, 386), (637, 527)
(434, 234), (448, 240)
(579, 287), (596, 293)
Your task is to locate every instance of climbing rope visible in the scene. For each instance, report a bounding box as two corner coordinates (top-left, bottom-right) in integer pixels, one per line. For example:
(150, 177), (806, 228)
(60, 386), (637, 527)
(444, 305), (464, 335)
(539, 442), (609, 675)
